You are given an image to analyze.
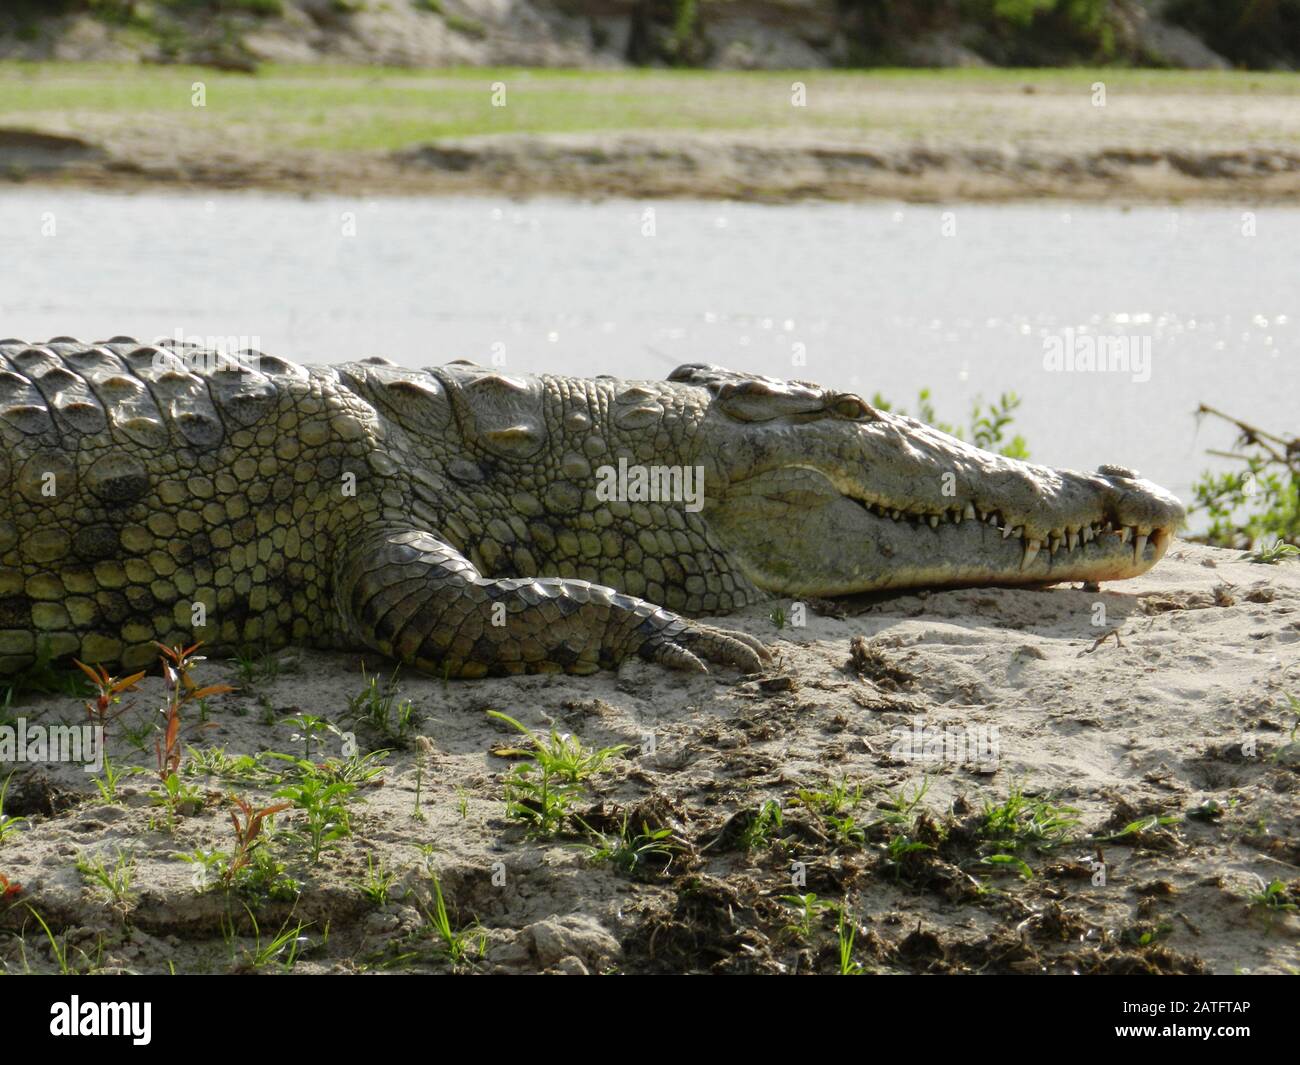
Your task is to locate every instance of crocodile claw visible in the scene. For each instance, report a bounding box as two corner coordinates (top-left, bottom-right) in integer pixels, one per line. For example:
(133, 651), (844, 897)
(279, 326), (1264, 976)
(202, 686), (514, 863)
(641, 619), (771, 675)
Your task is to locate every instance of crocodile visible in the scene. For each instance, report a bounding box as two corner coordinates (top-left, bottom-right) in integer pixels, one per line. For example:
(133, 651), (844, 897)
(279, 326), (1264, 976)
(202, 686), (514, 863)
(0, 338), (1184, 679)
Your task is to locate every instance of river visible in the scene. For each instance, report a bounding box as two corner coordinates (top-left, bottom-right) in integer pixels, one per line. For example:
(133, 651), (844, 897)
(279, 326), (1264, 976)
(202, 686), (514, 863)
(1, 189), (1295, 512)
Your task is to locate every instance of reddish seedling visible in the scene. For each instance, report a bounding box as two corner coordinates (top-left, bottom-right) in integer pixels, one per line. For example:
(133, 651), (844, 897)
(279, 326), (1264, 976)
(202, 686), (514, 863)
(72, 660), (145, 736)
(226, 796), (291, 886)
(153, 641), (232, 787)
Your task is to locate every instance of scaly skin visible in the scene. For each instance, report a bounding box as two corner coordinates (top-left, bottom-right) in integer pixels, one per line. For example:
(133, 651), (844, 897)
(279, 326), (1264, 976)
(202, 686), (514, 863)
(0, 339), (1184, 679)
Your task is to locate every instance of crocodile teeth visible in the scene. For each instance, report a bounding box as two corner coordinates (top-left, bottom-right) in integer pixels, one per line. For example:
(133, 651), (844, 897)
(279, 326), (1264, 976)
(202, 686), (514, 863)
(1082, 525), (1094, 543)
(964, 502), (976, 520)
(1002, 523), (1016, 539)
(1133, 532), (1148, 562)
(1068, 529), (1080, 552)
(1022, 538), (1041, 570)
(1120, 526), (1132, 544)
(987, 513), (998, 526)
(891, 509), (902, 520)
(928, 514), (939, 528)
(1049, 534), (1062, 554)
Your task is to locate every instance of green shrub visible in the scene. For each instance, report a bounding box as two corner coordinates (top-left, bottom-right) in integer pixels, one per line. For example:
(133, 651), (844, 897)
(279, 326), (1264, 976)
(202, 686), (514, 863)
(842, 0), (1123, 64)
(871, 388), (1030, 460)
(1190, 406), (1299, 549)
(1166, 0), (1300, 69)
(226, 0), (285, 15)
(445, 14), (486, 38)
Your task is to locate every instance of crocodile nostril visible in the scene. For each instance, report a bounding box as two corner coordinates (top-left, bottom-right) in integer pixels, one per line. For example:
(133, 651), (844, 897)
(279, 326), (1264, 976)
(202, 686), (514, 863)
(1097, 464), (1140, 480)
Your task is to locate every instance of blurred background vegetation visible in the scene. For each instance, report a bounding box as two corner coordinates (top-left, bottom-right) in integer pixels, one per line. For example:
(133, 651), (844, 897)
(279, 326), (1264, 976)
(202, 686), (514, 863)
(2, 0), (1298, 72)
(1190, 407), (1300, 553)
(841, 1), (1300, 68)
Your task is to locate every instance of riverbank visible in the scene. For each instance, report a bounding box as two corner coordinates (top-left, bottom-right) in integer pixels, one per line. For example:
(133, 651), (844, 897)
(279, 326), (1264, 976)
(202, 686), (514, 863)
(3, 64), (1300, 202)
(3, 541), (1297, 974)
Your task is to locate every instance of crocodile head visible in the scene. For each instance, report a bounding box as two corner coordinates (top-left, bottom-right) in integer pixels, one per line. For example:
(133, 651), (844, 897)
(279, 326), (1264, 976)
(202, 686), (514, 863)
(672, 365), (1185, 596)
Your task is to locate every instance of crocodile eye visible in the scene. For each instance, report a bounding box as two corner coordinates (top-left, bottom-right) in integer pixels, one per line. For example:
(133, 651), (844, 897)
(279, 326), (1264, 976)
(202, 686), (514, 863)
(830, 394), (877, 421)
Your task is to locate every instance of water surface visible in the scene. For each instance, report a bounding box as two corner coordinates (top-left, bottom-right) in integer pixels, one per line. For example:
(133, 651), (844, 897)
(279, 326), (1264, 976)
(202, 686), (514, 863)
(1, 190), (1295, 509)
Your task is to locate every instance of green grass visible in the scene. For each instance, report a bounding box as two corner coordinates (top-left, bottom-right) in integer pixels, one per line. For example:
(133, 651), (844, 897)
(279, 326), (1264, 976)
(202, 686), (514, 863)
(233, 645), (282, 687)
(74, 847), (136, 909)
(423, 872), (485, 968)
(355, 852), (397, 905)
(792, 779), (867, 847)
(22, 906), (72, 975)
(837, 908), (864, 975)
(225, 906), (314, 972)
(0, 772), (27, 846)
(488, 710), (627, 838)
(1247, 877), (1297, 917)
(345, 666), (420, 749)
(2, 62), (1298, 153)
(487, 710), (627, 785)
(1245, 539), (1300, 564)
(738, 799), (784, 851)
(1091, 813), (1182, 843)
(980, 784), (1081, 851)
(578, 817), (682, 876)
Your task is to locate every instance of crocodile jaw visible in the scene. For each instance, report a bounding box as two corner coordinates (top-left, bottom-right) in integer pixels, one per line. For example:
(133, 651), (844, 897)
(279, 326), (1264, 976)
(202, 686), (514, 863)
(710, 472), (1181, 597)
(703, 412), (1185, 597)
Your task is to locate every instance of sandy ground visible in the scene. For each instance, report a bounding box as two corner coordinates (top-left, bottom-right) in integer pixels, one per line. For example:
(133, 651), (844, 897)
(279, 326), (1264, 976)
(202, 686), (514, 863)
(1, 540), (1296, 975)
(11, 130), (1300, 205)
(5, 74), (1300, 202)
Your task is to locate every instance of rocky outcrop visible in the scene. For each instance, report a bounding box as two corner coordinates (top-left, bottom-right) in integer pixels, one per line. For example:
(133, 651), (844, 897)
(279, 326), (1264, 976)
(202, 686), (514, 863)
(0, 0), (1270, 71)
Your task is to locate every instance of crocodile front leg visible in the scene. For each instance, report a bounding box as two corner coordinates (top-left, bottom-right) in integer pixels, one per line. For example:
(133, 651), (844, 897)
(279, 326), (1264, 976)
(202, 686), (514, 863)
(336, 528), (770, 679)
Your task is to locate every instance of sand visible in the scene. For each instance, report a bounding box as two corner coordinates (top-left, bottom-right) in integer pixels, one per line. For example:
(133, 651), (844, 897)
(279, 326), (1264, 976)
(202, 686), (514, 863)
(0, 539), (1296, 974)
(5, 70), (1300, 202)
(7, 130), (1297, 204)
